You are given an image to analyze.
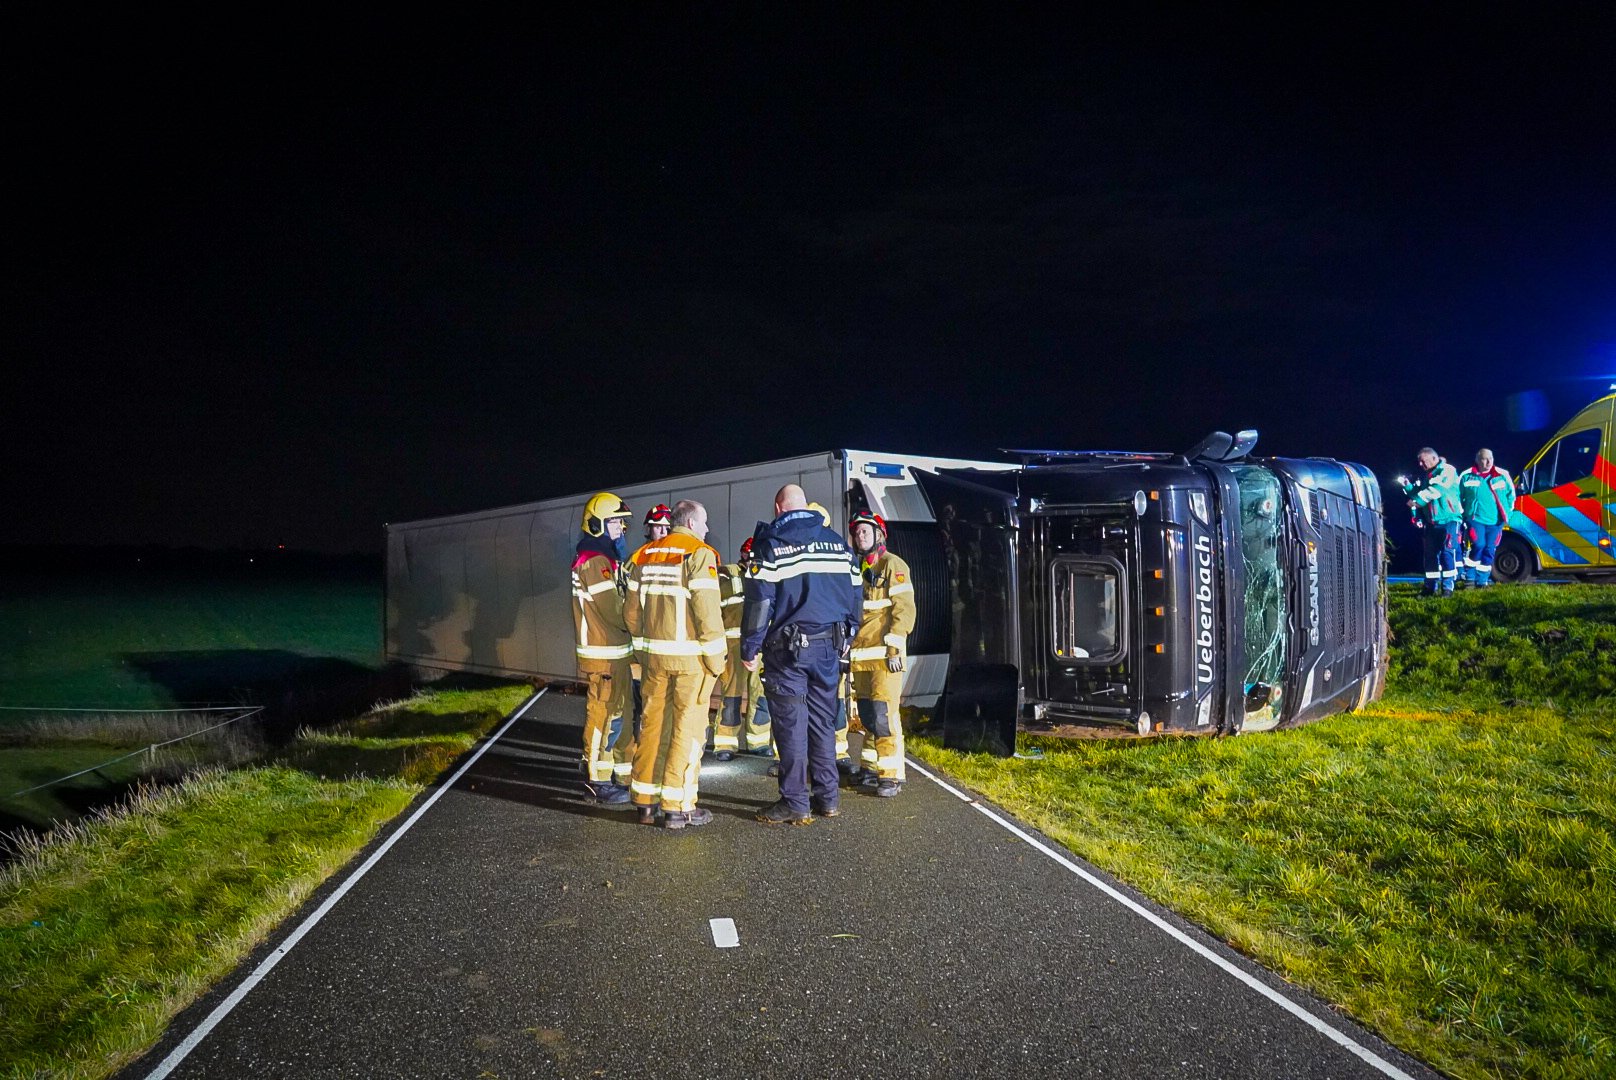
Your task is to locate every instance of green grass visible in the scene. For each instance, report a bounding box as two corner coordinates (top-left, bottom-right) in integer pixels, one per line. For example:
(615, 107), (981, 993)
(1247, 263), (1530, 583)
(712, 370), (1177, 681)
(0, 682), (530, 1080)
(909, 583), (1616, 1079)
(0, 576), (380, 711)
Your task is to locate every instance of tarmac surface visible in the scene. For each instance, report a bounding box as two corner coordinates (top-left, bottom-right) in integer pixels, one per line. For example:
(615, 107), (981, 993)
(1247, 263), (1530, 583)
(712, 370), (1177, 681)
(124, 689), (1438, 1080)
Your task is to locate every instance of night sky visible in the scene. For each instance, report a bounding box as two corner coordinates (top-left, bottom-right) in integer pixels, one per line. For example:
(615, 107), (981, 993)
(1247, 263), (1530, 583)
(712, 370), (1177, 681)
(11, 10), (1615, 553)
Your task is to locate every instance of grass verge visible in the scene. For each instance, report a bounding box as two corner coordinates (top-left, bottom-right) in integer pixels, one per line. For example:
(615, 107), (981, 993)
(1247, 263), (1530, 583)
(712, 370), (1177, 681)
(909, 584), (1616, 1079)
(0, 682), (530, 1080)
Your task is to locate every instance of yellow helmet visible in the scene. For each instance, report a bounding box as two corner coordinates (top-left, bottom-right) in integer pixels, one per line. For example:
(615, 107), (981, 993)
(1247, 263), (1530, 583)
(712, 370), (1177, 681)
(581, 492), (633, 536)
(806, 501), (831, 526)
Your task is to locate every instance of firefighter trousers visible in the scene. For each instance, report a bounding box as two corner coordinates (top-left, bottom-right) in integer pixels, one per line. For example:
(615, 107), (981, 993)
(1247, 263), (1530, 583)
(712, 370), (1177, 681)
(852, 666), (905, 781)
(582, 659), (634, 784)
(631, 668), (716, 813)
(716, 656), (772, 752)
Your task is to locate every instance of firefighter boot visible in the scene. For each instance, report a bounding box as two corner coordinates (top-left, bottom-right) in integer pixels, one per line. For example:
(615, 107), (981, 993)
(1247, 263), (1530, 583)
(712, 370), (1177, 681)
(663, 807), (714, 830)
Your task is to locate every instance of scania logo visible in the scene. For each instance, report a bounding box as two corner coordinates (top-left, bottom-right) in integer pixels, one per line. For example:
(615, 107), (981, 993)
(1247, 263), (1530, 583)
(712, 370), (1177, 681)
(1306, 541), (1321, 647)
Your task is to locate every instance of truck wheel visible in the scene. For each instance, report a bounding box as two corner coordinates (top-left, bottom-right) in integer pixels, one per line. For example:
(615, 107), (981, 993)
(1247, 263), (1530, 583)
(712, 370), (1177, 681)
(1492, 534), (1536, 584)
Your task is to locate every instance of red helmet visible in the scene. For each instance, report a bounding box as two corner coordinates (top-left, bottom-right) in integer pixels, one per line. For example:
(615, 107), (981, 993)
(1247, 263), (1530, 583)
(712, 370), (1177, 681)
(739, 536), (755, 558)
(644, 503), (673, 527)
(849, 510), (887, 537)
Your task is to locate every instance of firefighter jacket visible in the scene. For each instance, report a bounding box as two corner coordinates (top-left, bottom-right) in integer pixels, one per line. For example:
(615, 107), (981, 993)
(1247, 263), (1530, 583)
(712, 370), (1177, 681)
(850, 549), (917, 670)
(1412, 458), (1463, 526)
(570, 543), (631, 673)
(719, 562), (747, 646)
(1459, 466), (1516, 526)
(740, 509), (861, 662)
(623, 525), (727, 675)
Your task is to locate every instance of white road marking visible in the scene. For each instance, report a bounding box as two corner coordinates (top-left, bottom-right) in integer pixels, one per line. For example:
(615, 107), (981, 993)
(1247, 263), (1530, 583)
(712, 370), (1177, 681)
(710, 917), (740, 948)
(904, 757), (1419, 1080)
(143, 688), (548, 1080)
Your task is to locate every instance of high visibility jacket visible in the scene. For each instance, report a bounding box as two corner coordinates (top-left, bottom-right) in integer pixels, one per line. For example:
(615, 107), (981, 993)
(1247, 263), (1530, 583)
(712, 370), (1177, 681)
(1459, 466), (1516, 526)
(740, 508), (861, 662)
(570, 550), (631, 672)
(850, 550), (917, 669)
(719, 562), (747, 645)
(623, 526), (727, 673)
(1412, 458), (1463, 526)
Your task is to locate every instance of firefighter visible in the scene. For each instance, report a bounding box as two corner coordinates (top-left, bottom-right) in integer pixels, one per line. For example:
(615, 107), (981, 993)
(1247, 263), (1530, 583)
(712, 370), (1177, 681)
(570, 493), (636, 804)
(742, 484), (861, 825)
(643, 503), (673, 544)
(847, 511), (915, 796)
(805, 501), (856, 771)
(623, 499), (727, 829)
(1458, 448), (1516, 588)
(1408, 447), (1463, 596)
(713, 537), (772, 760)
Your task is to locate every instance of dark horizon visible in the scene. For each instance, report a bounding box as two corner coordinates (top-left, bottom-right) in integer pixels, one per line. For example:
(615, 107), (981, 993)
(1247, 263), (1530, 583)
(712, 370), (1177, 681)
(11, 11), (1616, 553)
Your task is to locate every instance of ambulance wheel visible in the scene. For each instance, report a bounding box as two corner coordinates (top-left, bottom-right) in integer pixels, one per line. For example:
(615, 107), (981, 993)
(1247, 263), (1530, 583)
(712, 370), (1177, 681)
(1491, 534), (1536, 584)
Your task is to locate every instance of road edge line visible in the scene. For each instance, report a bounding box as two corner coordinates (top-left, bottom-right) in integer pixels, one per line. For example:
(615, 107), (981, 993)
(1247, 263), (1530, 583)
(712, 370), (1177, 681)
(142, 687), (547, 1080)
(904, 756), (1418, 1080)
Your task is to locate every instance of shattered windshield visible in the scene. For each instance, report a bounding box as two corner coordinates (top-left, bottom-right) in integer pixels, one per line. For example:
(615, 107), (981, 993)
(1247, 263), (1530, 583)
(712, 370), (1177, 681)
(1231, 465), (1289, 727)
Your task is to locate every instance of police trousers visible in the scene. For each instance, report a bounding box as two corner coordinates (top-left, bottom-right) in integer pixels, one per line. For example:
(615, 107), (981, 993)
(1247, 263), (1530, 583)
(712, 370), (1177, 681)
(852, 666), (905, 781)
(630, 668), (716, 813)
(581, 659), (634, 784)
(764, 638), (842, 814)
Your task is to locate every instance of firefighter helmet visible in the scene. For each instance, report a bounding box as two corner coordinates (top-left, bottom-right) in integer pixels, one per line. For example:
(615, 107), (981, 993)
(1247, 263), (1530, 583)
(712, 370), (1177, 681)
(849, 510), (888, 539)
(739, 536), (754, 560)
(644, 503), (673, 527)
(581, 492), (633, 536)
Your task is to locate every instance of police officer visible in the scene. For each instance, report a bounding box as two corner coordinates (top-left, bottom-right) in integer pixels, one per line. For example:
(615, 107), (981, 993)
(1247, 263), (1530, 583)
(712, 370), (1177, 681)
(569, 493), (635, 804)
(623, 499), (727, 829)
(1458, 449), (1515, 588)
(742, 485), (861, 825)
(847, 511), (915, 797)
(713, 537), (772, 761)
(1406, 447), (1463, 596)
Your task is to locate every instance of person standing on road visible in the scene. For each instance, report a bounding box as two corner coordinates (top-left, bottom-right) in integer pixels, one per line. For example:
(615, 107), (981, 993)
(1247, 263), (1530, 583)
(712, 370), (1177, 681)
(623, 499), (727, 829)
(1458, 448), (1516, 588)
(742, 485), (861, 826)
(1408, 447), (1463, 596)
(627, 504), (674, 738)
(570, 493), (636, 804)
(713, 537), (772, 761)
(847, 511), (916, 797)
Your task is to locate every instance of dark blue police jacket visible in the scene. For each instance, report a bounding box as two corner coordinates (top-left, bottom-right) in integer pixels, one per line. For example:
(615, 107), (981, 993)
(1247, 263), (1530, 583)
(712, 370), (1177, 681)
(739, 509), (861, 662)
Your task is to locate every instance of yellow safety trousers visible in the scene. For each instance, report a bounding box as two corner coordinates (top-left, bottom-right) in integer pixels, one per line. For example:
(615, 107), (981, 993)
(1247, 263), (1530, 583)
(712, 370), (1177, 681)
(583, 660), (635, 783)
(631, 668), (715, 812)
(852, 666), (905, 781)
(715, 646), (771, 751)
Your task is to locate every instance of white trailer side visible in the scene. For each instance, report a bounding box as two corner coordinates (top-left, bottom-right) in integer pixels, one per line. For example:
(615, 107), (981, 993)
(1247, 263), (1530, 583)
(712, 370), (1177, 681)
(384, 449), (1012, 701)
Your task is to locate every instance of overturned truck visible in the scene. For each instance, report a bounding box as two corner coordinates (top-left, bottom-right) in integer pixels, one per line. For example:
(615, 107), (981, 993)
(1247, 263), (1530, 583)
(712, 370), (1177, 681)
(383, 435), (1386, 754)
(914, 431), (1387, 754)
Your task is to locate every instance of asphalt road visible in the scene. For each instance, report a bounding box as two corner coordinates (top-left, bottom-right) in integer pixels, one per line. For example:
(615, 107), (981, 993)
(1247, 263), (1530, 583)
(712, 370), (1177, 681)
(123, 689), (1437, 1080)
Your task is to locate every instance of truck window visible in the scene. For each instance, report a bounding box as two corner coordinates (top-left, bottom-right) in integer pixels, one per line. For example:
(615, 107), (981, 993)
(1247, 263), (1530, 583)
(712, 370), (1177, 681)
(1526, 428), (1602, 492)
(1050, 558), (1122, 662)
(1230, 465), (1289, 720)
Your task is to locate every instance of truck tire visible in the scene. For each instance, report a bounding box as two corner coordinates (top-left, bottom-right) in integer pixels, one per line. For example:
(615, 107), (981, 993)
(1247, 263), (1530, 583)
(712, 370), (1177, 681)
(1492, 533), (1536, 584)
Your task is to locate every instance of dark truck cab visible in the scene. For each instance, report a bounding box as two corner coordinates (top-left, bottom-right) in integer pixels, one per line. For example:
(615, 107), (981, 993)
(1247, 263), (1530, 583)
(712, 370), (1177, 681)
(913, 432), (1387, 753)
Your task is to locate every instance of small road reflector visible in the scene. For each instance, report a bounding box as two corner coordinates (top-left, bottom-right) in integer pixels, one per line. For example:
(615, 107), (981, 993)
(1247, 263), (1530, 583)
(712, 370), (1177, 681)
(710, 917), (739, 948)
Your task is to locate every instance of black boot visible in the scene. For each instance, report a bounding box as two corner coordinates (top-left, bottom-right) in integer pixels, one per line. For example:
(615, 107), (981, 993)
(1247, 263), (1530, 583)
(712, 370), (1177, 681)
(663, 807), (714, 830)
(756, 800), (812, 826)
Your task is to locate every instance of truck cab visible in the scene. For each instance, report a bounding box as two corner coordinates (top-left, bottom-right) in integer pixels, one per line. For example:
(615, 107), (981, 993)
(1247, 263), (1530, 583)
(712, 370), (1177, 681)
(1493, 392), (1616, 582)
(912, 433), (1387, 753)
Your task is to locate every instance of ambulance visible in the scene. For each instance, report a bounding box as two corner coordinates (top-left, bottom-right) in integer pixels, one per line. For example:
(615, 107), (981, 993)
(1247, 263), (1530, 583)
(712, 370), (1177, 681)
(1493, 392), (1616, 582)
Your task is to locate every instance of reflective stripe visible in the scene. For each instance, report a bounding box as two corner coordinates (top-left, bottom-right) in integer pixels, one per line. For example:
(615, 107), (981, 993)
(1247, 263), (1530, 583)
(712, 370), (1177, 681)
(572, 590), (594, 603)
(640, 638), (727, 657)
(725, 627), (742, 638)
(861, 747), (879, 764)
(577, 643), (632, 659)
(850, 646), (888, 662)
(883, 634), (906, 649)
(642, 584), (691, 599)
(755, 554), (853, 583)
(878, 755), (904, 771)
(625, 580), (640, 591)
(689, 578), (720, 592)
(1424, 571), (1441, 579)
(631, 779), (661, 796)
(660, 783), (691, 802)
(612, 762), (632, 777)
(887, 582), (913, 596)
(721, 596), (745, 606)
(586, 578), (618, 595)
(713, 734), (740, 749)
(1478, 564), (1492, 572)
(863, 598), (892, 610)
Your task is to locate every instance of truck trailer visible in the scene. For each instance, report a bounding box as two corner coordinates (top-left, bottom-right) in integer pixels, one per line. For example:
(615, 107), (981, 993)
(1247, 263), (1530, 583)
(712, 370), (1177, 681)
(384, 437), (1387, 750)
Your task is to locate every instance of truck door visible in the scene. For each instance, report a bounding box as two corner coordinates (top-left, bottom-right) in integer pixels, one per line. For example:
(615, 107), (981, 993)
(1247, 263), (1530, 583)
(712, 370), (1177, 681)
(1512, 412), (1615, 570)
(912, 469), (1021, 755)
